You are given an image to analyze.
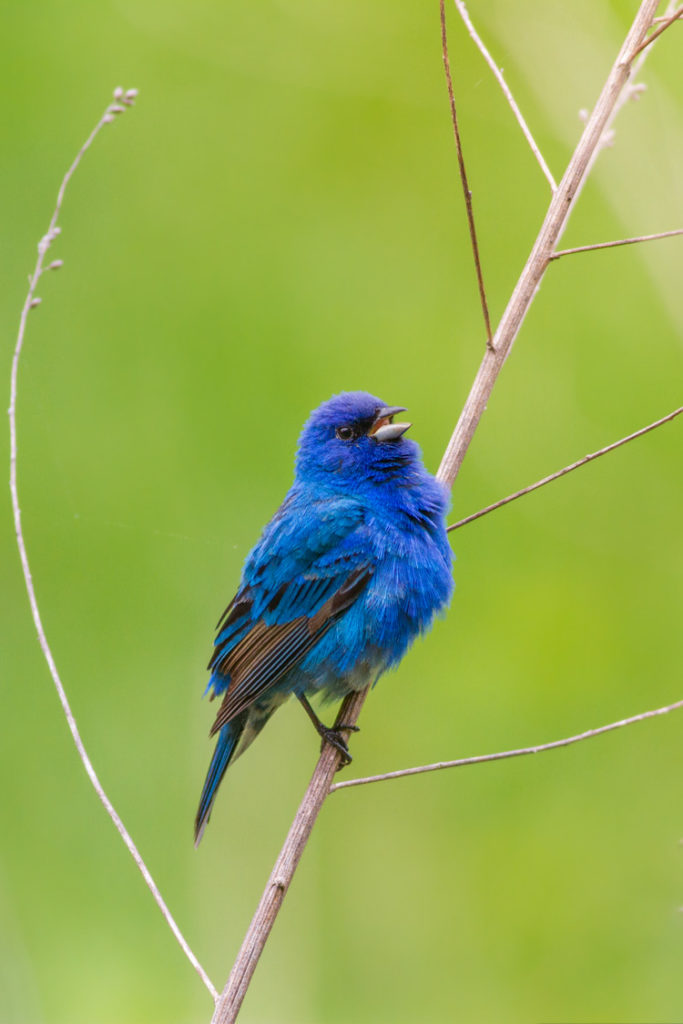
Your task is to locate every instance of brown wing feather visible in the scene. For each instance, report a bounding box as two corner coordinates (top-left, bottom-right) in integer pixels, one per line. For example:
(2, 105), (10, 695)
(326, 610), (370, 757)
(209, 566), (371, 735)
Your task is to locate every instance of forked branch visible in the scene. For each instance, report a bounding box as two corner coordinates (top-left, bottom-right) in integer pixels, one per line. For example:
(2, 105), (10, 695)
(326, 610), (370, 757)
(437, 0), (662, 486)
(629, 2), (683, 58)
(214, 1), (664, 1021)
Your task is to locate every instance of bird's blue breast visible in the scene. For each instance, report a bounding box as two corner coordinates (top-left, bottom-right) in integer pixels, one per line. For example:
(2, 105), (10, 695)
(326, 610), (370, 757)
(294, 471), (453, 700)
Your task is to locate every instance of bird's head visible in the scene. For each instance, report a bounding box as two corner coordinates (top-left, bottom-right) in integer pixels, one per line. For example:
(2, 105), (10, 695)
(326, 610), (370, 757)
(295, 391), (420, 487)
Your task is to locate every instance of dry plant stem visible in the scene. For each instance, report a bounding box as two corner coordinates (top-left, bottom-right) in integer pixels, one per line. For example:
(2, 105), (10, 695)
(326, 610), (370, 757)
(440, 0), (493, 348)
(8, 94), (218, 1003)
(215, 2), (662, 1019)
(629, 2), (683, 58)
(330, 698), (683, 792)
(447, 406), (683, 532)
(574, 0), (674, 205)
(211, 690), (368, 1024)
(451, 0), (557, 191)
(550, 227), (683, 259)
(437, 0), (661, 487)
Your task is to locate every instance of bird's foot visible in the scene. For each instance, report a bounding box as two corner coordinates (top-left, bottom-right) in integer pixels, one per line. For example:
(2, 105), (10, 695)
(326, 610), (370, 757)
(319, 726), (357, 767)
(297, 694), (359, 768)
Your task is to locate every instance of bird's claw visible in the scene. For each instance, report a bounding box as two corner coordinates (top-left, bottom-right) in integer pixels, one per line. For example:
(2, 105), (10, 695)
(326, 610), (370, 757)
(320, 726), (355, 768)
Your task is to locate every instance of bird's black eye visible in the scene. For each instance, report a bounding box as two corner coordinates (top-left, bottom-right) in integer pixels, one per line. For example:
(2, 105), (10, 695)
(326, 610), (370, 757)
(335, 425), (356, 441)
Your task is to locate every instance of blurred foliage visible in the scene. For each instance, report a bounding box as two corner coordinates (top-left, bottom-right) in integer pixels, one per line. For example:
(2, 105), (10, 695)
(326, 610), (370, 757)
(1, 1), (682, 1022)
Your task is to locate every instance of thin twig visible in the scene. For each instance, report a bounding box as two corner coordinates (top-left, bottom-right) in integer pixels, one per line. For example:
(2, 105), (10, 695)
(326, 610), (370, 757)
(629, 2), (683, 59)
(440, 0), (493, 349)
(550, 227), (683, 259)
(447, 406), (683, 532)
(330, 698), (683, 791)
(451, 0), (557, 192)
(437, 0), (661, 487)
(8, 91), (218, 1003)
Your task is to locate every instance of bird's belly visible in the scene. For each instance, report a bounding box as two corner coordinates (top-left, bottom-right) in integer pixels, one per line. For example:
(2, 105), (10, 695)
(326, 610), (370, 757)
(296, 536), (451, 703)
(299, 649), (387, 703)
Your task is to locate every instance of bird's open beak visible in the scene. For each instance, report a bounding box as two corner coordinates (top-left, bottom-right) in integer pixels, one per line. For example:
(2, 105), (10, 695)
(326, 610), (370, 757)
(368, 406), (412, 442)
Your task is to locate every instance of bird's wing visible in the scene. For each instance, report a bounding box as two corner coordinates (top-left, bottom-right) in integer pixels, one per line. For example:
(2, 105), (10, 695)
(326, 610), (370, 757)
(207, 497), (374, 732)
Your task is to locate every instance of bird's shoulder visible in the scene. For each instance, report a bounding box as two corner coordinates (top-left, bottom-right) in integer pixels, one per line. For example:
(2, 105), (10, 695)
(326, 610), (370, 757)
(246, 486), (368, 573)
(219, 486), (372, 624)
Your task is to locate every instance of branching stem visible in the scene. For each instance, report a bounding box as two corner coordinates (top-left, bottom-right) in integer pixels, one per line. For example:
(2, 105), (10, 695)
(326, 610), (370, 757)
(213, 1), (663, 1020)
(437, 0), (661, 486)
(629, 2), (683, 58)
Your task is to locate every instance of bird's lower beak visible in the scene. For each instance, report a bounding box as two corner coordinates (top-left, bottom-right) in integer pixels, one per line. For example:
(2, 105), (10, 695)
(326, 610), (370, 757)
(368, 406), (412, 442)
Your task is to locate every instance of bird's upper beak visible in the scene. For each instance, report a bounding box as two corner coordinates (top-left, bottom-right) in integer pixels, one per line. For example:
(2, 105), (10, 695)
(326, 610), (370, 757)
(368, 406), (412, 442)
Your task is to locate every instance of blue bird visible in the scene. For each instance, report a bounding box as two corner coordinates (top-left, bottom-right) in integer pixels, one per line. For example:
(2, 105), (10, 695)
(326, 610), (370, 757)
(195, 392), (453, 843)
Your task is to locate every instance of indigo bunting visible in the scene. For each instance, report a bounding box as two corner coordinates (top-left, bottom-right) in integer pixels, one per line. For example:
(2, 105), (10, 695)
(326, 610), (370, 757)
(195, 391), (453, 843)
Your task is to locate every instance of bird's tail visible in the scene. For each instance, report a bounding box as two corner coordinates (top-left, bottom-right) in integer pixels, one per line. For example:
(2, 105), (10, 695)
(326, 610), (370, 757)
(194, 718), (245, 846)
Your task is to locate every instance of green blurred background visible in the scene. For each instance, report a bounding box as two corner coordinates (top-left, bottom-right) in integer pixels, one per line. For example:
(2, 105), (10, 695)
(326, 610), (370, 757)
(2, 1), (682, 1022)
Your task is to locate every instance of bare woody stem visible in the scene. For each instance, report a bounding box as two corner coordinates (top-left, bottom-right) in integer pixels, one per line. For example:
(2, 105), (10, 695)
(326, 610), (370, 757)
(629, 2), (683, 58)
(437, 0), (661, 487)
(212, 1), (662, 1020)
(211, 689), (368, 1024)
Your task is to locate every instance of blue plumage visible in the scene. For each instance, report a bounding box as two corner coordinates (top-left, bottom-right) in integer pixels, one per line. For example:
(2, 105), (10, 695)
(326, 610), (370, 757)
(195, 392), (453, 843)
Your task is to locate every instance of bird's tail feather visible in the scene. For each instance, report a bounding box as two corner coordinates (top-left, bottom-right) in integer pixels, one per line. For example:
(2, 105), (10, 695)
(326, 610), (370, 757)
(194, 719), (244, 846)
